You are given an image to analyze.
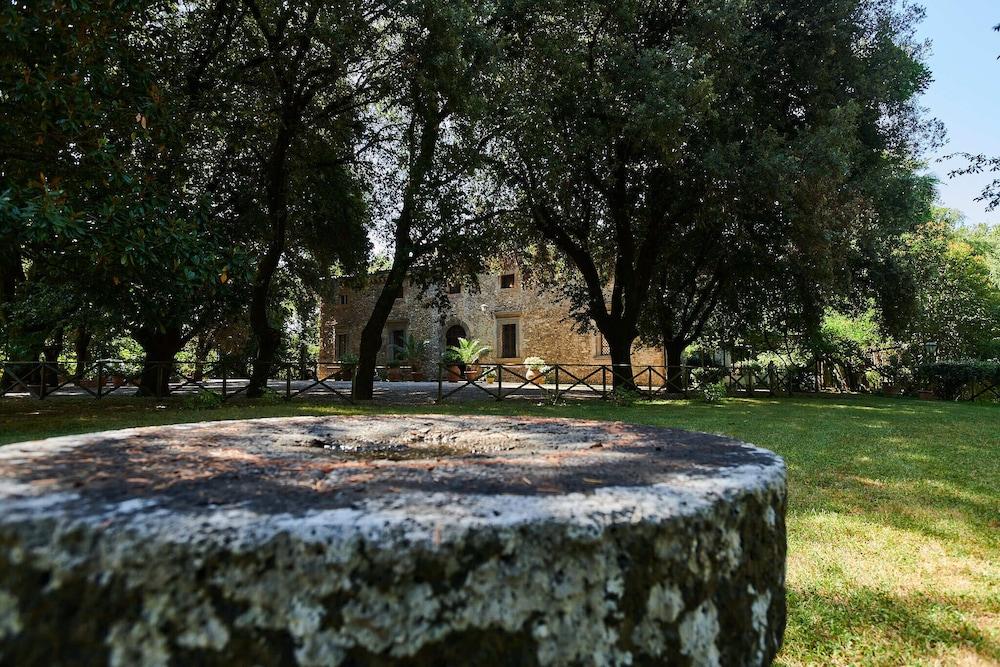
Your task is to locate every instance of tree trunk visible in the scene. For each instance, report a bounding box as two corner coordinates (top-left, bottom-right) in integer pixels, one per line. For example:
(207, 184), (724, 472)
(193, 333), (213, 381)
(40, 328), (63, 386)
(352, 276), (404, 401)
(72, 327), (93, 381)
(352, 108), (441, 401)
(604, 328), (637, 392)
(247, 124), (293, 398)
(135, 328), (184, 397)
(665, 338), (686, 393)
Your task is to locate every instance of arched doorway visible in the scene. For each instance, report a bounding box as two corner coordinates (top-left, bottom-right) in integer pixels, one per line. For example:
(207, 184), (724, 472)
(445, 324), (467, 349)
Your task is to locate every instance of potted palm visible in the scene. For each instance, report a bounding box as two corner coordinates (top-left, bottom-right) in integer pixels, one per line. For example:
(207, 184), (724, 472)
(403, 336), (428, 382)
(523, 356), (548, 385)
(338, 353), (358, 381)
(449, 338), (491, 381)
(443, 349), (463, 382)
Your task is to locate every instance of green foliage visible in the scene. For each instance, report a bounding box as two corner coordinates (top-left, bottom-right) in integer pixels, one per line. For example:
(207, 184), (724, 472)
(448, 338), (490, 365)
(901, 211), (1000, 359)
(918, 361), (1000, 401)
(692, 365), (727, 386)
(609, 387), (643, 408)
(181, 389), (224, 411)
(401, 336), (428, 370)
(702, 381), (728, 404)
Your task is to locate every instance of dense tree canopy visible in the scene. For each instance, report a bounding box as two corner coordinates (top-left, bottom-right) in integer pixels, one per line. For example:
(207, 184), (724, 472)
(493, 0), (937, 387)
(0, 0), (994, 397)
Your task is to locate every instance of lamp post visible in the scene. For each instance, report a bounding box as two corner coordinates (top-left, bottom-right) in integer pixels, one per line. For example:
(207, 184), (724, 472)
(923, 341), (938, 362)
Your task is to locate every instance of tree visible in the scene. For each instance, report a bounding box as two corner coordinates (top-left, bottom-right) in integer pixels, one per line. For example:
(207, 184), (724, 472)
(902, 210), (1000, 359)
(351, 0), (503, 401)
(496, 0), (937, 389)
(0, 0), (152, 383)
(235, 0), (385, 396)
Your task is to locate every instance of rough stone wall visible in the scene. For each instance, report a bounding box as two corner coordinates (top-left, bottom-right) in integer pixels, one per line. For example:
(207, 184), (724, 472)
(320, 270), (665, 371)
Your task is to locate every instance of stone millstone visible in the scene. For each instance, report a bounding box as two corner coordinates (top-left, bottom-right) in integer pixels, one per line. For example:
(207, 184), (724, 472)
(0, 416), (787, 666)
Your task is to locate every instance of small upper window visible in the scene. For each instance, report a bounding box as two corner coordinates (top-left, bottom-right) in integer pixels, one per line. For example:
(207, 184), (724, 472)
(447, 284), (461, 295)
(500, 273), (515, 289)
(339, 294), (348, 305)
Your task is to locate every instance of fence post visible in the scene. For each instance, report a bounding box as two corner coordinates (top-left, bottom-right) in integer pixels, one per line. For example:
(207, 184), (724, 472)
(768, 362), (776, 396)
(221, 363), (227, 401)
(97, 360), (104, 399)
(437, 363), (443, 403)
(554, 365), (560, 400)
(602, 366), (608, 399)
(682, 363), (688, 398)
(285, 364), (292, 400)
(496, 364), (503, 402)
(39, 361), (47, 400)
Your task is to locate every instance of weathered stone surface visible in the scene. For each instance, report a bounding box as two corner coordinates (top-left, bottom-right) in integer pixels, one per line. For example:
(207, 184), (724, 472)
(0, 416), (786, 666)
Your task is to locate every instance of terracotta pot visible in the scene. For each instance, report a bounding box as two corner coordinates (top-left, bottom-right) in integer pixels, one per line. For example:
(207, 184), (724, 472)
(447, 364), (462, 382)
(882, 384), (901, 397)
(525, 368), (543, 385)
(465, 364), (482, 381)
(387, 367), (402, 382)
(412, 371), (426, 382)
(917, 389), (936, 401)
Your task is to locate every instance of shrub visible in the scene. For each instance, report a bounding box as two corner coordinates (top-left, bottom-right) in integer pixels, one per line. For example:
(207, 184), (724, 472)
(609, 387), (643, 407)
(692, 365), (726, 386)
(182, 389), (224, 410)
(702, 380), (728, 403)
(918, 360), (1000, 401)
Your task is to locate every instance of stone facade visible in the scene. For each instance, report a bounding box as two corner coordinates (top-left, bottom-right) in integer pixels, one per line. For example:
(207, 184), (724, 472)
(320, 269), (665, 372)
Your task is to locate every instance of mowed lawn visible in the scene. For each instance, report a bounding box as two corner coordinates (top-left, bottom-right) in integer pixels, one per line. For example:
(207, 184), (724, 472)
(1, 395), (997, 666)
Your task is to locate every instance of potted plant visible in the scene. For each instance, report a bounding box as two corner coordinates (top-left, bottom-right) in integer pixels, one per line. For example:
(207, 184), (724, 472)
(403, 336), (428, 382)
(523, 356), (548, 385)
(387, 360), (403, 382)
(338, 353), (358, 381)
(449, 338), (491, 381)
(443, 349), (463, 382)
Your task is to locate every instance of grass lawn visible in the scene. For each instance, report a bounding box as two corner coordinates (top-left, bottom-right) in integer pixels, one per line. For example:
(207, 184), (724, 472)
(1, 394), (998, 665)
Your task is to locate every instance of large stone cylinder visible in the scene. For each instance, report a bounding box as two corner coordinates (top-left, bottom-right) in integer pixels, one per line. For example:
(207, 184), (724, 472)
(0, 416), (786, 666)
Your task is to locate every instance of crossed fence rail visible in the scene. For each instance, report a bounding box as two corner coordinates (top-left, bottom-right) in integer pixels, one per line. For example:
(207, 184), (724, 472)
(2, 358), (995, 403)
(432, 362), (802, 403)
(0, 359), (356, 403)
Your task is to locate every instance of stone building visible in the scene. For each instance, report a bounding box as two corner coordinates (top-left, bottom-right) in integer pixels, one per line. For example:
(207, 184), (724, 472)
(319, 268), (666, 373)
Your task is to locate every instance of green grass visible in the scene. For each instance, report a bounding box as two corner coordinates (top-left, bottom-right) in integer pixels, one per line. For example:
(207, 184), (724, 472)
(1, 394), (998, 665)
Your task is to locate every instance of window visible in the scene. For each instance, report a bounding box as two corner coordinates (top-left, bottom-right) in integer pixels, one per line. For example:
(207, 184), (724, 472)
(500, 322), (518, 358)
(390, 329), (406, 360)
(597, 333), (610, 357)
(336, 334), (349, 360)
(339, 293), (348, 305)
(500, 273), (515, 289)
(447, 284), (461, 294)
